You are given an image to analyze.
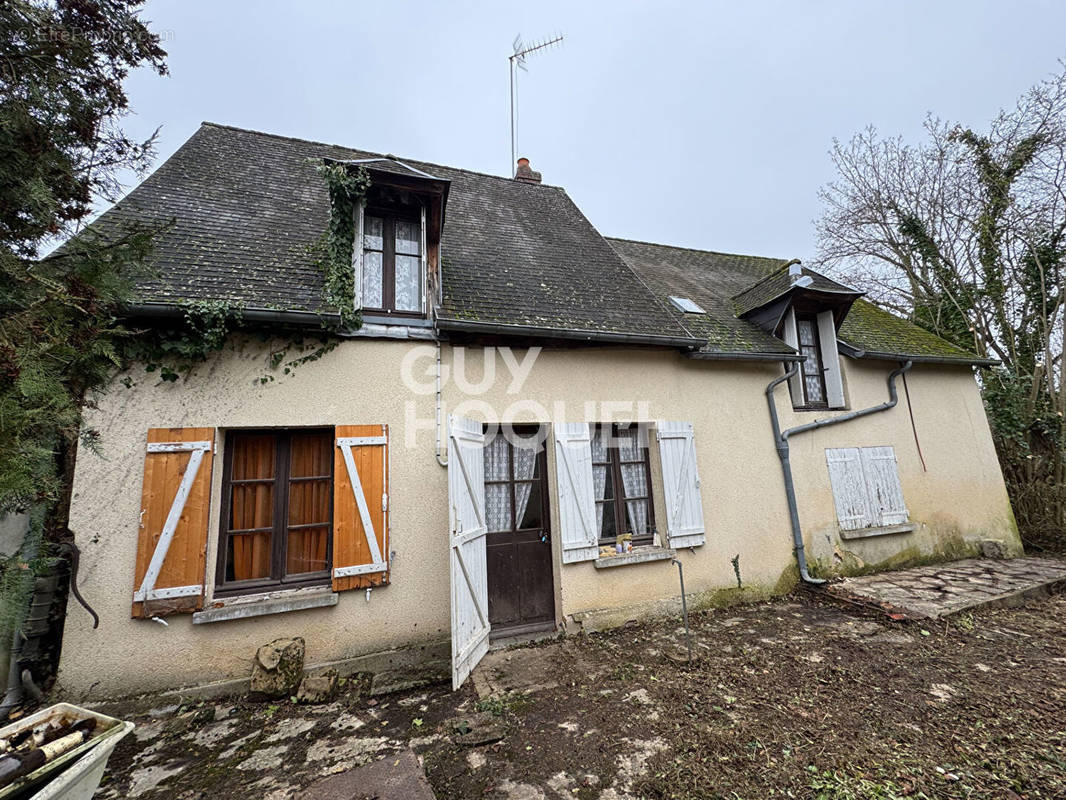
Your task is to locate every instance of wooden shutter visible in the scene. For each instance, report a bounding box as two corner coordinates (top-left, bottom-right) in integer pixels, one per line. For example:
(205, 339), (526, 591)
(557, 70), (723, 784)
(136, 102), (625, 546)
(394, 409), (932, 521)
(132, 428), (215, 618)
(332, 424), (389, 591)
(818, 310), (845, 409)
(782, 308), (804, 407)
(860, 446), (909, 526)
(448, 415), (489, 689)
(656, 421), (706, 548)
(825, 447), (872, 531)
(553, 422), (599, 564)
(351, 202), (365, 311)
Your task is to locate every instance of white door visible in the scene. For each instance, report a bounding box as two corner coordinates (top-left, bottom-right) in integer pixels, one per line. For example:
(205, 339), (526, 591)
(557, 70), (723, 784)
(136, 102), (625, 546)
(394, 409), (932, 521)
(448, 414), (490, 690)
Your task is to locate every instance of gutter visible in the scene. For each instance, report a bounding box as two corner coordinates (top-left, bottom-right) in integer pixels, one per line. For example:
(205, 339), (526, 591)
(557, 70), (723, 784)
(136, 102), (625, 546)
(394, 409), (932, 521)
(838, 341), (998, 368)
(687, 350), (805, 363)
(125, 302), (341, 328)
(435, 317), (703, 349)
(765, 359), (914, 584)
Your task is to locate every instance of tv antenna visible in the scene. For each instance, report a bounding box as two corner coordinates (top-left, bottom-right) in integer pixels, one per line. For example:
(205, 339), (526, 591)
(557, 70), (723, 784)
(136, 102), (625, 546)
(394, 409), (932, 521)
(509, 33), (563, 175)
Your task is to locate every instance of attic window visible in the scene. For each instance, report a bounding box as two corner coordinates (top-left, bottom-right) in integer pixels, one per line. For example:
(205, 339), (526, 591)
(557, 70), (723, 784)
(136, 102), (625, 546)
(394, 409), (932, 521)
(668, 296), (705, 314)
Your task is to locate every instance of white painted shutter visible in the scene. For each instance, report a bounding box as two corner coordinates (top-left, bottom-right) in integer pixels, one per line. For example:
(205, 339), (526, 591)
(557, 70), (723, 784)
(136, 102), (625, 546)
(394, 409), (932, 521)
(447, 415), (490, 690)
(825, 448), (872, 531)
(817, 310), (845, 408)
(782, 308), (804, 407)
(351, 201), (365, 311)
(553, 422), (599, 564)
(656, 421), (706, 548)
(860, 446), (909, 526)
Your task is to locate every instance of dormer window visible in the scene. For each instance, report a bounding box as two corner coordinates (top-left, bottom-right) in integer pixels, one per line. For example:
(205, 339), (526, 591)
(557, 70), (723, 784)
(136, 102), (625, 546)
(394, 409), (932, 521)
(362, 211), (424, 315)
(796, 314), (828, 408)
(782, 308), (846, 410)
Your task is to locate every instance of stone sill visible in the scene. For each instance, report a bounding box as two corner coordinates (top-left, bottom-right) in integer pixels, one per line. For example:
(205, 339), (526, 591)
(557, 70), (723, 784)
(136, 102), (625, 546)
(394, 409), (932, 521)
(840, 522), (917, 541)
(594, 546), (676, 569)
(192, 589), (338, 624)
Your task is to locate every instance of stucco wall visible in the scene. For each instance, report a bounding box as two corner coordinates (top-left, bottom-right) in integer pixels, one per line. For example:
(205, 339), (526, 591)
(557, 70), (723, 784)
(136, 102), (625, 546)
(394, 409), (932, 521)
(58, 337), (1019, 698)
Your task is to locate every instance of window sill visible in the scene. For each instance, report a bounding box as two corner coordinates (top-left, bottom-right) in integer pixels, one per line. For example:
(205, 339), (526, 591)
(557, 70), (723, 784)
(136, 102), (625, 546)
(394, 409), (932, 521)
(594, 546), (676, 569)
(839, 522), (917, 541)
(192, 587), (338, 625)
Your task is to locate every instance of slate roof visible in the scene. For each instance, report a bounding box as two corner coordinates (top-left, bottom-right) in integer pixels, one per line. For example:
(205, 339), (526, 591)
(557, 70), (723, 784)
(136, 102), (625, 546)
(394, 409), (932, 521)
(732, 264), (860, 317)
(83, 122), (697, 344)
(609, 238), (990, 365)
(78, 122), (988, 364)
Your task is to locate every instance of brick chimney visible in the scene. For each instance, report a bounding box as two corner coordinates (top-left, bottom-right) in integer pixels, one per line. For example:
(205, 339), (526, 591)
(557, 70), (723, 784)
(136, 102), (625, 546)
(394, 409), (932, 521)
(514, 157), (542, 184)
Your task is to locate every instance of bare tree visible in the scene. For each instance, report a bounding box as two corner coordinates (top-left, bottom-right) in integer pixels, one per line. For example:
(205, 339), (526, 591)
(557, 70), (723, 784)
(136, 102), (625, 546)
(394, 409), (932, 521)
(815, 63), (1066, 548)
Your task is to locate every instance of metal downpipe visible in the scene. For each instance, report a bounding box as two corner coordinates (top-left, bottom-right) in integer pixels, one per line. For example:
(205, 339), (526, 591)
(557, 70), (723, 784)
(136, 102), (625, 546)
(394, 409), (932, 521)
(765, 360), (914, 584)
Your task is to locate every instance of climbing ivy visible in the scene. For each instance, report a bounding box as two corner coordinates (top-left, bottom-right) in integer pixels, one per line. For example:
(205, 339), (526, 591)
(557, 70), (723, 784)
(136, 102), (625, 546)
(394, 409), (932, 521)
(316, 160), (371, 329)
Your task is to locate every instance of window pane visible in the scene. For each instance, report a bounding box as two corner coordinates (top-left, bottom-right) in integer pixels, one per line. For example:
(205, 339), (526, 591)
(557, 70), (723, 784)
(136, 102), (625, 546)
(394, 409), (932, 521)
(364, 216), (383, 250)
(615, 427), (639, 461)
(363, 250), (383, 308)
(594, 460), (612, 502)
(619, 463), (648, 500)
(514, 482), (542, 529)
(597, 500), (617, 539)
(484, 433), (509, 481)
(227, 532), (272, 581)
(395, 219), (420, 255)
(625, 499), (650, 536)
(288, 479), (330, 526)
(289, 432), (331, 478)
(394, 255), (421, 312)
(486, 484), (511, 532)
(512, 445), (537, 480)
(802, 346), (824, 403)
(591, 425), (609, 462)
(287, 526), (329, 575)
(797, 319), (816, 346)
(231, 483), (273, 531)
(231, 434), (275, 480)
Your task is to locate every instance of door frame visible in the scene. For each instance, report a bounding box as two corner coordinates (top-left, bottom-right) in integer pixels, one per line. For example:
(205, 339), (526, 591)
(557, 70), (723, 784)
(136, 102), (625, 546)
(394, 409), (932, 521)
(483, 423), (557, 638)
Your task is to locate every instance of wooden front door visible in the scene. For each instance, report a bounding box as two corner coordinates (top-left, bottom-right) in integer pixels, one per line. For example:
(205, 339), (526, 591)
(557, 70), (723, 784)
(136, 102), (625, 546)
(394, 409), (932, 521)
(483, 426), (555, 635)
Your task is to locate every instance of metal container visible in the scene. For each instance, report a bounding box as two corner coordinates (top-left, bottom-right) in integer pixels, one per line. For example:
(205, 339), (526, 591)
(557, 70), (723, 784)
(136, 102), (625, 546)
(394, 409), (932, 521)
(0, 703), (133, 800)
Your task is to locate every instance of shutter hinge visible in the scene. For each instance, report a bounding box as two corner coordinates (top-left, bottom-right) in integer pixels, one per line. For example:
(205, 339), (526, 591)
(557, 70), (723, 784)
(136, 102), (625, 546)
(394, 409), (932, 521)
(382, 493), (389, 512)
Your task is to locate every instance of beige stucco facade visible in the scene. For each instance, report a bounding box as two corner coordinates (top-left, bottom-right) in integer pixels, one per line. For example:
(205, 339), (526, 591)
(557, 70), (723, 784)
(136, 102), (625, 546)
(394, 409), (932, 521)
(57, 336), (1020, 698)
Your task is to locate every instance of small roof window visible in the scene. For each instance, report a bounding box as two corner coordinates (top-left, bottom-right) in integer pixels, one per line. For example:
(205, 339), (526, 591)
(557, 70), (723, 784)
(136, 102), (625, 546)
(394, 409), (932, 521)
(668, 295), (706, 314)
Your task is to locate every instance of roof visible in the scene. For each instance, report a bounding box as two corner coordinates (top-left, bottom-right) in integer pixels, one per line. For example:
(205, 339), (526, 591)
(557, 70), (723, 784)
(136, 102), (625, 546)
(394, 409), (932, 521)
(84, 123), (697, 345)
(732, 264), (860, 317)
(605, 238), (797, 357)
(609, 238), (991, 365)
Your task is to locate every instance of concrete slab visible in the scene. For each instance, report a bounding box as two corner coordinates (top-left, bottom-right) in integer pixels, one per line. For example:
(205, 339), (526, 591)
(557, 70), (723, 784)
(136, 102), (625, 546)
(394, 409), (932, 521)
(296, 749), (436, 800)
(834, 557), (1066, 619)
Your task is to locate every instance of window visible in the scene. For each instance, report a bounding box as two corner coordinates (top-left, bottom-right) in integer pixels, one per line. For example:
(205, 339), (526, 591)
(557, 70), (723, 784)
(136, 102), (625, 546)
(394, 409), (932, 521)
(825, 446), (909, 532)
(362, 212), (423, 315)
(796, 314), (827, 408)
(484, 429), (547, 535)
(668, 296), (706, 314)
(591, 424), (655, 545)
(216, 429), (334, 594)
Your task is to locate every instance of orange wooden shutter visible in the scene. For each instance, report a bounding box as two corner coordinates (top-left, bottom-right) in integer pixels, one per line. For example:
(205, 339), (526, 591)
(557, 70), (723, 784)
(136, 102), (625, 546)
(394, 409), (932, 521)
(131, 428), (215, 618)
(332, 424), (389, 591)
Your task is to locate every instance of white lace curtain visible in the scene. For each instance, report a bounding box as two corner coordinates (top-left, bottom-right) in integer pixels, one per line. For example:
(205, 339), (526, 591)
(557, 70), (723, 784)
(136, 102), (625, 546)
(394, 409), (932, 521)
(484, 432), (537, 532)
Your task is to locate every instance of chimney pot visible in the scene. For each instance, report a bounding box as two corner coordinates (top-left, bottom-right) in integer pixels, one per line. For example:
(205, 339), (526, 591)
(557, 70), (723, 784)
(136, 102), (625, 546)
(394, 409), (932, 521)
(514, 157), (542, 184)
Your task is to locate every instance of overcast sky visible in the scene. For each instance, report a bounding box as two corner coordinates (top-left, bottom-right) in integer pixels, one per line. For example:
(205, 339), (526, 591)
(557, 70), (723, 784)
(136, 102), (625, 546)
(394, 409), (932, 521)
(114, 0), (1066, 262)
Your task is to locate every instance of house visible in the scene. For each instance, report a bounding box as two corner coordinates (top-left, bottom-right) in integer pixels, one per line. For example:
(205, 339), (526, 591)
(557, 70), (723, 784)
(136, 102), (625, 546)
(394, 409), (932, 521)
(57, 123), (1021, 698)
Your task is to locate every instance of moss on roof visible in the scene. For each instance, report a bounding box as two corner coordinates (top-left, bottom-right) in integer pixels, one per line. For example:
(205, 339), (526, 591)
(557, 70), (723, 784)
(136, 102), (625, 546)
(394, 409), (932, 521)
(838, 300), (988, 363)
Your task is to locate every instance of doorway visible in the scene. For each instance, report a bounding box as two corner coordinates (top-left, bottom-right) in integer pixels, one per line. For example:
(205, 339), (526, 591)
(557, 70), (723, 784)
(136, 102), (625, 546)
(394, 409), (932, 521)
(483, 425), (555, 636)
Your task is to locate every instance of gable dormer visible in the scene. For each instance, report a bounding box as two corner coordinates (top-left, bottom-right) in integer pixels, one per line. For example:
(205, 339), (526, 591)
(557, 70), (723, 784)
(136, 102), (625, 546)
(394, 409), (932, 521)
(733, 262), (863, 410)
(337, 158), (449, 321)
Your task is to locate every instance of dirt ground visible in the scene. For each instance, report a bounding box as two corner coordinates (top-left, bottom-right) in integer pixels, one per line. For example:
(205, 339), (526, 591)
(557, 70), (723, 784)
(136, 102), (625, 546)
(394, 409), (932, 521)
(89, 588), (1066, 800)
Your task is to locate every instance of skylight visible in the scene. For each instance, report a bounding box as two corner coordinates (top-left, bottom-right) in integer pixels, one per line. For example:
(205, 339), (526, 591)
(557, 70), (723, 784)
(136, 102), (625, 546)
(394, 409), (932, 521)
(669, 296), (706, 314)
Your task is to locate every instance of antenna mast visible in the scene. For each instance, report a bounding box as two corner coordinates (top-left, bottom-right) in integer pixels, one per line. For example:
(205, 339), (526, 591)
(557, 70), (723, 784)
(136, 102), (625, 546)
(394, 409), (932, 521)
(509, 33), (563, 175)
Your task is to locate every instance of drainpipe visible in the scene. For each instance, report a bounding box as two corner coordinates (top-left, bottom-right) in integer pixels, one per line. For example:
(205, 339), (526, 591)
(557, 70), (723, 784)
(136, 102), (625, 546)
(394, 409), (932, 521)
(435, 340), (447, 467)
(765, 359), (914, 584)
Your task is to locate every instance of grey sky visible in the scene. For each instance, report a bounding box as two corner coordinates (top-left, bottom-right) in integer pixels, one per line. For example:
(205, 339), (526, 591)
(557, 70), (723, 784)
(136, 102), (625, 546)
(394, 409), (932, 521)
(116, 0), (1066, 262)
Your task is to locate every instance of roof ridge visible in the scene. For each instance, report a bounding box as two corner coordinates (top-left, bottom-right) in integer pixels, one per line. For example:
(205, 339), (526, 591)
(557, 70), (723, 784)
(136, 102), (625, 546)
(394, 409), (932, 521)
(605, 235), (791, 264)
(199, 121), (566, 191)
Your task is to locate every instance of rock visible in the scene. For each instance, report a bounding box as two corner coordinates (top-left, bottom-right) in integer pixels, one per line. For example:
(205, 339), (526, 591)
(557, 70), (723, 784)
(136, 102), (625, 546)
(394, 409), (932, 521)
(250, 637), (306, 700)
(981, 539), (1008, 559)
(296, 670), (339, 704)
(448, 712), (506, 746)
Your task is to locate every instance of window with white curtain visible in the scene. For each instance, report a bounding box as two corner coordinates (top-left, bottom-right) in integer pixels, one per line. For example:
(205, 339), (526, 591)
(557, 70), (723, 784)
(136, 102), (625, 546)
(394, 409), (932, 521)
(361, 211), (423, 315)
(590, 424), (655, 545)
(483, 429), (544, 534)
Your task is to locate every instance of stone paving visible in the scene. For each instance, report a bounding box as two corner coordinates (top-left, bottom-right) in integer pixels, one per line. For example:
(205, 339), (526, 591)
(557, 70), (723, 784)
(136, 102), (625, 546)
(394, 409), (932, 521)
(834, 556), (1066, 619)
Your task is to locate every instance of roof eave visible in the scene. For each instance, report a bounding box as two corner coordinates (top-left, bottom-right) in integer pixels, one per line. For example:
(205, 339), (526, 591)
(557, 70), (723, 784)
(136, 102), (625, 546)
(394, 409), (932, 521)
(435, 317), (703, 349)
(125, 301), (342, 328)
(838, 340), (998, 367)
(686, 350), (805, 363)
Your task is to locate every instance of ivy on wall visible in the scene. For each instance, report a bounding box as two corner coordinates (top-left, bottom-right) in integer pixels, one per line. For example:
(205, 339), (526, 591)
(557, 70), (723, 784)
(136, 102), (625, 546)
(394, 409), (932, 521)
(316, 160), (371, 330)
